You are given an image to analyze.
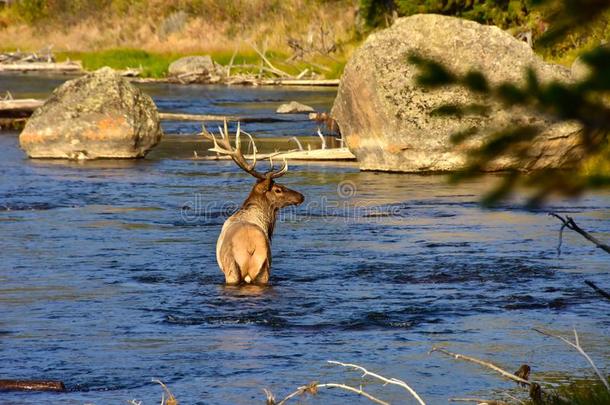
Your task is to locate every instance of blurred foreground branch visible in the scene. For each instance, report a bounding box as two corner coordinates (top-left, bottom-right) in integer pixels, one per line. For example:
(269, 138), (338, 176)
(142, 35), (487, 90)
(408, 0), (610, 205)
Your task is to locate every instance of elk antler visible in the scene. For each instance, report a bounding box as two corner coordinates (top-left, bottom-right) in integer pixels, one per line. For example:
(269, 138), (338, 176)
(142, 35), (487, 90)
(201, 120), (288, 180)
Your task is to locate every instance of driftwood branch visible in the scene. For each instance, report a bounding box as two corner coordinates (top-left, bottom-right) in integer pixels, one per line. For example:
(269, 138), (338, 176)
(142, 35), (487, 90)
(585, 280), (610, 302)
(159, 112), (286, 123)
(0, 379), (66, 392)
(327, 360), (426, 405)
(289, 137), (304, 151)
(430, 347), (530, 386)
(429, 347), (568, 403)
(533, 328), (610, 392)
(549, 213), (610, 255)
(316, 128), (327, 149)
(271, 381), (389, 405)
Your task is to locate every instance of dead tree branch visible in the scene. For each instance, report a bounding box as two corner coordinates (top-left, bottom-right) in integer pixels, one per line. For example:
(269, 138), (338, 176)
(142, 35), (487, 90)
(429, 347), (568, 403)
(549, 213), (610, 255)
(585, 280), (610, 302)
(327, 360), (426, 405)
(533, 328), (610, 392)
(430, 348), (530, 386)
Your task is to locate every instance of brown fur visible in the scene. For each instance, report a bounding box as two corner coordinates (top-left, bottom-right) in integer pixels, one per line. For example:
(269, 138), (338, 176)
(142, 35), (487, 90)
(216, 178), (304, 285)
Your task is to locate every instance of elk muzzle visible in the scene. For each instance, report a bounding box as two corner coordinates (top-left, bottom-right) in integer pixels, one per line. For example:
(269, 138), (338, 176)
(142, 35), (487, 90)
(286, 189), (305, 206)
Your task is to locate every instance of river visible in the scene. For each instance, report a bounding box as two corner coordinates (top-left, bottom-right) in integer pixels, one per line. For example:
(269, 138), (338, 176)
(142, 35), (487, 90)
(0, 73), (608, 404)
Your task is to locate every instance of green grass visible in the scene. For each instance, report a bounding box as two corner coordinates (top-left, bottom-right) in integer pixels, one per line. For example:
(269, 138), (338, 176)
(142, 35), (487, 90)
(56, 49), (180, 78)
(531, 378), (610, 405)
(52, 48), (348, 79)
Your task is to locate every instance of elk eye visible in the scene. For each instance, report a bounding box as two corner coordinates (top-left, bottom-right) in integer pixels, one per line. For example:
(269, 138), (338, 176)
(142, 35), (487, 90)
(274, 188), (282, 194)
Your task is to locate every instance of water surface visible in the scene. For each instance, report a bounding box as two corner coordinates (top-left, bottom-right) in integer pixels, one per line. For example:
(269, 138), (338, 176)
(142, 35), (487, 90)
(0, 73), (608, 404)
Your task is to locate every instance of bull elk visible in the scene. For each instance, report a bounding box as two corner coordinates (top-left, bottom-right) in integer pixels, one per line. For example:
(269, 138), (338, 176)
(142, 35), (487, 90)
(202, 122), (304, 285)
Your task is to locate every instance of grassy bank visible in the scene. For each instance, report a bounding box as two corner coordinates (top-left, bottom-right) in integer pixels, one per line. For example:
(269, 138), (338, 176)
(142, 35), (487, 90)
(0, 0), (358, 79)
(52, 48), (347, 79)
(55, 49), (178, 78)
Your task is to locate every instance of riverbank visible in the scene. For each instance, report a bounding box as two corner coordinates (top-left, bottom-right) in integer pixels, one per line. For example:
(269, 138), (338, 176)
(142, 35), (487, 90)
(51, 48), (347, 80)
(0, 0), (357, 79)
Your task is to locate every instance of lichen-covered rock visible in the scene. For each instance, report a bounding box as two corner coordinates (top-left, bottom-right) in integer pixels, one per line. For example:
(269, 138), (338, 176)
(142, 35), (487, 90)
(331, 14), (581, 172)
(19, 67), (162, 159)
(168, 55), (223, 83)
(276, 101), (315, 114)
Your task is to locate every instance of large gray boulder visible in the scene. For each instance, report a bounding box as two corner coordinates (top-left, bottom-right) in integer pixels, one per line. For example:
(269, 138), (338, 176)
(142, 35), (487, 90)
(331, 14), (581, 172)
(168, 55), (223, 83)
(19, 67), (162, 159)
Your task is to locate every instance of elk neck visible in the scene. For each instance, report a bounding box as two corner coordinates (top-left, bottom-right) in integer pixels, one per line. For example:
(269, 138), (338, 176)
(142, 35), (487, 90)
(235, 194), (279, 240)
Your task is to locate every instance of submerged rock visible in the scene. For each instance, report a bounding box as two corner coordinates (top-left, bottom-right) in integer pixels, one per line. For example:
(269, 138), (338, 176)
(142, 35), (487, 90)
(331, 14), (581, 172)
(276, 101), (315, 114)
(19, 67), (162, 159)
(168, 55), (224, 83)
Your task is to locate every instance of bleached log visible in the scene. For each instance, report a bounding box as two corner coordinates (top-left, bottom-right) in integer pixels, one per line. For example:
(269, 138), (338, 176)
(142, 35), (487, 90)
(195, 147), (355, 162)
(0, 61), (82, 72)
(158, 112), (286, 123)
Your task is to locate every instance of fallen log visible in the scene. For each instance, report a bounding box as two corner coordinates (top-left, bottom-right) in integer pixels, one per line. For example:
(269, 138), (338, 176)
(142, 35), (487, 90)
(0, 379), (66, 392)
(129, 76), (340, 86)
(158, 112), (290, 123)
(0, 61), (82, 72)
(196, 147), (355, 161)
(0, 99), (45, 118)
(226, 77), (340, 87)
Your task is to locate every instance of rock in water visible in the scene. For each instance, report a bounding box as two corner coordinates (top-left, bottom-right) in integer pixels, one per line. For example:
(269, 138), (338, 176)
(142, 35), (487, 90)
(276, 101), (315, 114)
(19, 67), (162, 159)
(331, 14), (581, 172)
(168, 55), (223, 83)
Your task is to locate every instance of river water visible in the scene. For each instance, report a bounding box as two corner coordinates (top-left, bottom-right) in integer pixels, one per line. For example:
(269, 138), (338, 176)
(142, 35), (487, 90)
(0, 73), (608, 404)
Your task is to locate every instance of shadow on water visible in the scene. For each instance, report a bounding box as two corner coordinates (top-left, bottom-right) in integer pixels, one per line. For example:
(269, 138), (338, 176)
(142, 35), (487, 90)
(0, 74), (609, 404)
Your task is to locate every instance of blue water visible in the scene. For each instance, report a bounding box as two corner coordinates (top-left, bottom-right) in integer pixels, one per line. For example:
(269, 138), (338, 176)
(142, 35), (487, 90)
(0, 73), (609, 404)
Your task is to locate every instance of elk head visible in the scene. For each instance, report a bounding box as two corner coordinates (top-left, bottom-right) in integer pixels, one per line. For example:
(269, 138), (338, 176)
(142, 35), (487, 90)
(201, 121), (304, 285)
